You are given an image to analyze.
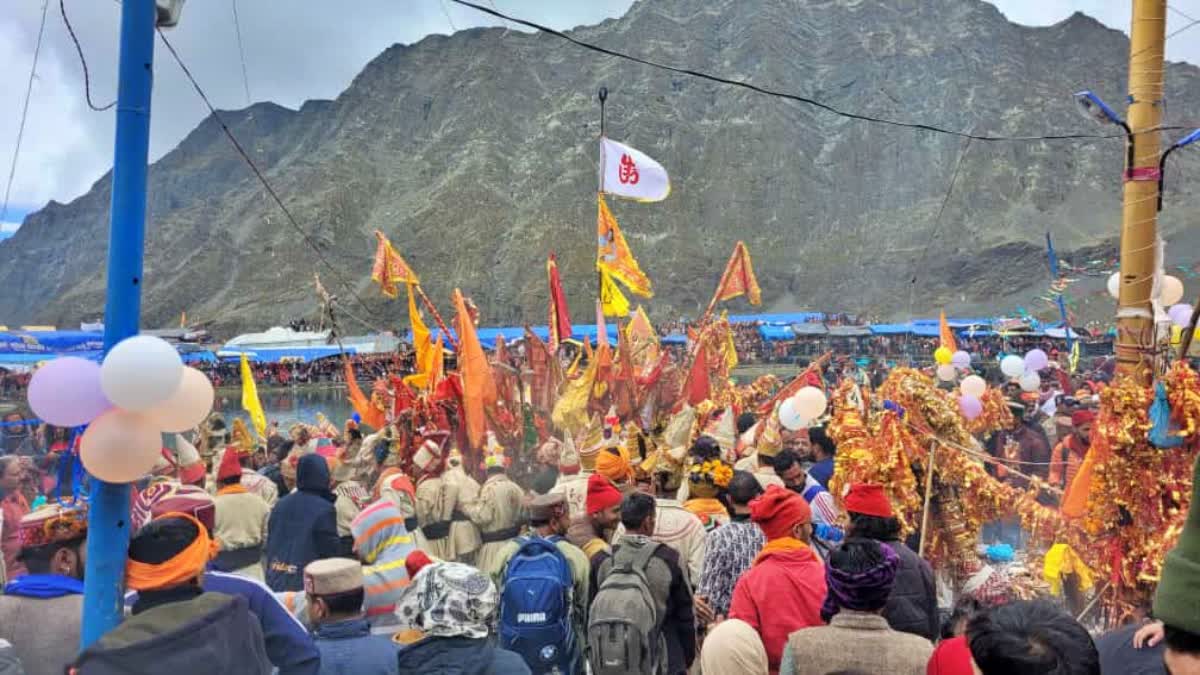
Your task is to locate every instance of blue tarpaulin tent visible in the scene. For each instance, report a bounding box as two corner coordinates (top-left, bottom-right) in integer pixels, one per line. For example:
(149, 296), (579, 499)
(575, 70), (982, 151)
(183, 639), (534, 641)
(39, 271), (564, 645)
(728, 312), (824, 325)
(661, 332), (687, 345)
(758, 325), (795, 341)
(218, 346), (353, 363)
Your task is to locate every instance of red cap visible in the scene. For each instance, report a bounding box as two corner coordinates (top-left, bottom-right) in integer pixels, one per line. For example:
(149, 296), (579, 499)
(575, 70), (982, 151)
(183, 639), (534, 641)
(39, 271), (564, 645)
(586, 473), (623, 515)
(216, 448), (243, 482)
(405, 550), (434, 580)
(844, 483), (894, 518)
(1071, 409), (1096, 427)
(749, 485), (811, 540)
(926, 635), (975, 675)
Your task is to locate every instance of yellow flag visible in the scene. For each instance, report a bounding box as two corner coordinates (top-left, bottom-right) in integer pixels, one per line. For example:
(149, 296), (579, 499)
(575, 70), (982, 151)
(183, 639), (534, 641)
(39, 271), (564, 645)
(403, 283), (435, 389)
(596, 194), (653, 298)
(239, 353), (267, 438)
(721, 311), (739, 371)
(371, 230), (420, 298)
(599, 267), (631, 318)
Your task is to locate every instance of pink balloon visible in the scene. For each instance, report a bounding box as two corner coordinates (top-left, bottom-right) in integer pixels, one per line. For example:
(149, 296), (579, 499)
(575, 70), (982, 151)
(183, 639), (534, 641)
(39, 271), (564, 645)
(959, 394), (983, 420)
(144, 367), (215, 432)
(1024, 349), (1049, 372)
(80, 409), (162, 483)
(27, 357), (111, 427)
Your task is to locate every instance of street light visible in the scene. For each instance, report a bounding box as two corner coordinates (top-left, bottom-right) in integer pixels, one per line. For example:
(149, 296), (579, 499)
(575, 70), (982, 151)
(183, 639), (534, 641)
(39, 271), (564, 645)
(1074, 90), (1135, 172)
(1158, 128), (1200, 211)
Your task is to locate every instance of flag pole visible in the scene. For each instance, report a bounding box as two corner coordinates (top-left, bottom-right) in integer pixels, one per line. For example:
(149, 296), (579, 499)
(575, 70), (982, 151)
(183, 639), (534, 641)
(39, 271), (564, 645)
(414, 283), (460, 351)
(596, 86), (608, 310)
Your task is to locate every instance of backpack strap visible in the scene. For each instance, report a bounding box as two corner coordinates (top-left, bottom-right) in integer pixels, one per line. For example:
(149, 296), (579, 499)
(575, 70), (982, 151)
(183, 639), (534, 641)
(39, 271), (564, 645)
(625, 541), (660, 573)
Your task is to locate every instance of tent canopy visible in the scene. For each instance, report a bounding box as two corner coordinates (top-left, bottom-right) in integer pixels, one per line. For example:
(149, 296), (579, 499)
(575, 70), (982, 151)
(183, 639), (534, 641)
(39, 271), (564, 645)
(758, 325), (796, 341)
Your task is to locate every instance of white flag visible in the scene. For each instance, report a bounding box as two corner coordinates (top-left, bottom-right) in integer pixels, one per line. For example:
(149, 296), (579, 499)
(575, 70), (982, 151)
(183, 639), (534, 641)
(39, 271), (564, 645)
(600, 137), (670, 202)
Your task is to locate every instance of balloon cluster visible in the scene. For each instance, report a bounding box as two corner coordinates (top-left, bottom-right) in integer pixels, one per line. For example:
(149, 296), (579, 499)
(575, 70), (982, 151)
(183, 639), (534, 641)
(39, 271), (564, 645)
(934, 348), (973, 383)
(778, 386), (828, 431)
(26, 336), (214, 484)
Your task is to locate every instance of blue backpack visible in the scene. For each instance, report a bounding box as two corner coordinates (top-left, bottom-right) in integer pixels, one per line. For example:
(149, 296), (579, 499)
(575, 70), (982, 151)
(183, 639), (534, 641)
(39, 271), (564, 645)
(499, 536), (576, 674)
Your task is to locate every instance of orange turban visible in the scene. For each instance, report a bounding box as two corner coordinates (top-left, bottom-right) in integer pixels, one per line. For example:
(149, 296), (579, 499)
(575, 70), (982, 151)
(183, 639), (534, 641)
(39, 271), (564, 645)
(126, 512), (218, 592)
(749, 485), (811, 541)
(595, 445), (634, 484)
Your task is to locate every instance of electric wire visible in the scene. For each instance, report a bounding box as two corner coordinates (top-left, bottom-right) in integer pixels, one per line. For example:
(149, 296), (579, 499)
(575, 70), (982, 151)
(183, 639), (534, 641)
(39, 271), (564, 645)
(59, 0), (115, 111)
(1, 0), (49, 229)
(230, 0), (252, 105)
(156, 29), (391, 334)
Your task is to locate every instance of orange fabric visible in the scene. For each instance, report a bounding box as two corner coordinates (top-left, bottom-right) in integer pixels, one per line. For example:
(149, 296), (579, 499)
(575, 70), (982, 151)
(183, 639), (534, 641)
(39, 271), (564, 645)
(750, 485), (811, 540)
(126, 512), (218, 591)
(1049, 435), (1086, 491)
(1062, 436), (1109, 519)
(371, 230), (419, 297)
(595, 446), (633, 483)
(596, 194), (652, 297)
(346, 360), (387, 429)
(753, 536), (809, 566)
(939, 310), (958, 353)
(686, 345), (711, 407)
(684, 498), (727, 522)
(353, 516), (407, 551)
(373, 469), (415, 502)
(365, 577), (411, 596)
(454, 288), (498, 450)
(547, 254), (573, 351)
(216, 484), (247, 497)
(714, 241), (762, 306)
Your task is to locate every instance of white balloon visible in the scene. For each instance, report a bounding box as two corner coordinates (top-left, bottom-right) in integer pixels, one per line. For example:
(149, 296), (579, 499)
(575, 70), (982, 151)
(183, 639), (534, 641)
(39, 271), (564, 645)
(1162, 275), (1185, 306)
(1000, 355), (1026, 379)
(778, 398), (805, 431)
(100, 336), (184, 411)
(80, 409), (163, 483)
(793, 386), (828, 422)
(1019, 371), (1041, 393)
(1108, 272), (1120, 300)
(960, 375), (987, 399)
(144, 367), (215, 432)
(936, 364), (957, 382)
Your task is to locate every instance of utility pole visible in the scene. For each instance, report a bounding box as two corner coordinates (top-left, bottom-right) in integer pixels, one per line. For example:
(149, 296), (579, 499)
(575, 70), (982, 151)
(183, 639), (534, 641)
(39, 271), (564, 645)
(80, 0), (157, 648)
(1115, 0), (1167, 384)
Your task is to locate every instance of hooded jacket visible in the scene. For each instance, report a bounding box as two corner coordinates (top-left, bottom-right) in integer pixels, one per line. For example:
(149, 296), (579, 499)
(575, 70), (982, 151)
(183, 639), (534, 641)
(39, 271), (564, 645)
(395, 636), (531, 675)
(265, 454), (340, 592)
(729, 545), (827, 675)
(881, 539), (939, 641)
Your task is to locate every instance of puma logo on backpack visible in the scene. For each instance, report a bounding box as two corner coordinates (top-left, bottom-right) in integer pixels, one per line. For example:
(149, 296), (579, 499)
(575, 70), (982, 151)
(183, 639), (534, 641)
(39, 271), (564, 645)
(588, 541), (664, 675)
(499, 536), (576, 674)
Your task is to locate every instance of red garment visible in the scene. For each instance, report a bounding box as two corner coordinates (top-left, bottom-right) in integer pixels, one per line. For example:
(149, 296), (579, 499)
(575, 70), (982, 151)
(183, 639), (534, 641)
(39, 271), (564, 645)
(926, 635), (974, 675)
(728, 545), (827, 674)
(1, 491), (31, 578)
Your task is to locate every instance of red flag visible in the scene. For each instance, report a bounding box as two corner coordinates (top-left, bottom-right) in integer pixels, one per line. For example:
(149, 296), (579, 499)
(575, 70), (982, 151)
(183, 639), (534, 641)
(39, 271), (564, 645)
(713, 241), (762, 306)
(547, 254), (573, 351)
(939, 310), (958, 353)
(685, 346), (711, 406)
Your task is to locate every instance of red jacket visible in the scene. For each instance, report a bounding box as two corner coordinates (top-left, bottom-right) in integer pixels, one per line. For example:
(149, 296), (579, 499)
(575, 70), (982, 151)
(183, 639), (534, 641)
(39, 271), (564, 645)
(728, 545), (827, 674)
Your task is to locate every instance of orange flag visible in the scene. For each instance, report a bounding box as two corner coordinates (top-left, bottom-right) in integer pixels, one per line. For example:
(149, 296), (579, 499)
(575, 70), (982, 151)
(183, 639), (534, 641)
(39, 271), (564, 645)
(548, 253), (573, 351)
(597, 194), (653, 298)
(453, 289), (497, 450)
(345, 360), (386, 429)
(371, 230), (420, 298)
(713, 241), (762, 306)
(685, 345), (711, 406)
(939, 310), (958, 353)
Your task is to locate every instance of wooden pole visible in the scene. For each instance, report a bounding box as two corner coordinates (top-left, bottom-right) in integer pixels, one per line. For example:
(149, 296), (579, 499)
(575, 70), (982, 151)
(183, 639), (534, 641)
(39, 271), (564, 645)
(918, 442), (937, 557)
(1114, 0), (1167, 384)
(415, 284), (460, 350)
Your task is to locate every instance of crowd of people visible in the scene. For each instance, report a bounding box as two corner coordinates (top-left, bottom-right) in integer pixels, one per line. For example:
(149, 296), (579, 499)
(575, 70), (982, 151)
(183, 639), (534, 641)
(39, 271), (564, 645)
(0, 359), (1194, 675)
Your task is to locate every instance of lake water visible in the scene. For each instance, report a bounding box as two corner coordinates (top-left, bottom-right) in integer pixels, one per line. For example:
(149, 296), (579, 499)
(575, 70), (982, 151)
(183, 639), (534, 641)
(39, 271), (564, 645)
(215, 385), (356, 430)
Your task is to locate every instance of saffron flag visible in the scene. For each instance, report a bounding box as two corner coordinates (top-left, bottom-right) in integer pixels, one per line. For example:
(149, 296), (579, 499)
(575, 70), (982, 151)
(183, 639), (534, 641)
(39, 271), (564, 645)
(597, 194), (653, 298)
(453, 288), (497, 450)
(625, 305), (659, 370)
(547, 253), (573, 351)
(939, 310), (958, 353)
(721, 312), (739, 371)
(714, 241), (762, 306)
(599, 266), (631, 318)
(685, 345), (711, 407)
(346, 360), (387, 429)
(403, 284), (435, 389)
(600, 137), (670, 202)
(371, 230), (420, 298)
(239, 353), (267, 439)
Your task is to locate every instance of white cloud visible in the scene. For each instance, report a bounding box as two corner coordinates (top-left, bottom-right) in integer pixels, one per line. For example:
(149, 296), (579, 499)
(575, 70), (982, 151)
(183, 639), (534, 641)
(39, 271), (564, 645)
(0, 221), (19, 233)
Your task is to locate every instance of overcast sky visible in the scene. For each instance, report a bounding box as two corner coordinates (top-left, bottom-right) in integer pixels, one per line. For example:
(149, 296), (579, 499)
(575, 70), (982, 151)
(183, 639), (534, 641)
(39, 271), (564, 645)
(1, 0), (1198, 233)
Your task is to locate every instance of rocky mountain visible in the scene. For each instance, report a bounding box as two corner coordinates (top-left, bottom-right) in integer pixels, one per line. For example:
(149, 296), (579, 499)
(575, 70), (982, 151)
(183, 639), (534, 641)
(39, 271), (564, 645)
(3, 0), (1200, 333)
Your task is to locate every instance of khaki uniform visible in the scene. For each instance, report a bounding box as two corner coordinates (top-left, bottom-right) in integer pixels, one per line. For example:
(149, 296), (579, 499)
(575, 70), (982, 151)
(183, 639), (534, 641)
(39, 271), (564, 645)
(416, 472), (480, 562)
(213, 488), (271, 581)
(241, 468), (278, 507)
(444, 465), (482, 563)
(463, 473), (527, 575)
(550, 471), (592, 518)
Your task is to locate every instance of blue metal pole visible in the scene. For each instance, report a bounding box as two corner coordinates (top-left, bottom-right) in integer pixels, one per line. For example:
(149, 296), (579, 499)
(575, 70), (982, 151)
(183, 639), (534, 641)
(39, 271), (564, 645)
(1044, 232), (1074, 353)
(80, 0), (156, 649)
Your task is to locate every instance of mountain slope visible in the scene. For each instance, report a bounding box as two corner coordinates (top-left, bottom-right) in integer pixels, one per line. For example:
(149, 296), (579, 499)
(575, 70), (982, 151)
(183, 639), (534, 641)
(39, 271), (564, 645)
(2, 0), (1199, 332)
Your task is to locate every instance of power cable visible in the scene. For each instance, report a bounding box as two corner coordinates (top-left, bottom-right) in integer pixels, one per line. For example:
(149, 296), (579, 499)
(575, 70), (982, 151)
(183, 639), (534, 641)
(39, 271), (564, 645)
(155, 29), (391, 334)
(447, 0), (1184, 143)
(1, 0), (49, 229)
(59, 0), (115, 111)
(230, 0), (252, 105)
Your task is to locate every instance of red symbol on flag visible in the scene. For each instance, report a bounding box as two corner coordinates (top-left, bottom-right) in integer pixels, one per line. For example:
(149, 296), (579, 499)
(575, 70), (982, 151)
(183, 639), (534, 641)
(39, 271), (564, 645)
(618, 154), (639, 185)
